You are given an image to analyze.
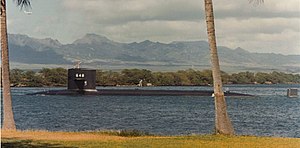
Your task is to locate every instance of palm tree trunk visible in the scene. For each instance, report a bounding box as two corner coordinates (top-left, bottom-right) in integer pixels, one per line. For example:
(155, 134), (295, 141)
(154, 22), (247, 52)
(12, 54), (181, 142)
(204, 0), (234, 135)
(1, 0), (16, 131)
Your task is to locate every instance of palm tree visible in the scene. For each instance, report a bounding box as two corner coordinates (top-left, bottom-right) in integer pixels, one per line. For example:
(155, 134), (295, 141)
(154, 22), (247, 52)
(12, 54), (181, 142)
(203, 0), (263, 135)
(1, 0), (31, 131)
(249, 0), (264, 6)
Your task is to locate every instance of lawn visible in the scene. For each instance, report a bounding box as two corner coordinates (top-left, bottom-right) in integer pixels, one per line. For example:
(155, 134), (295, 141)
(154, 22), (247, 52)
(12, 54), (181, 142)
(1, 130), (300, 148)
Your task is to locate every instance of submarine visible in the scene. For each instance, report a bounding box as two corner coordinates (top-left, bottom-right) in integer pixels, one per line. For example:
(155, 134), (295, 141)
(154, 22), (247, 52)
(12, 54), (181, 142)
(28, 67), (252, 97)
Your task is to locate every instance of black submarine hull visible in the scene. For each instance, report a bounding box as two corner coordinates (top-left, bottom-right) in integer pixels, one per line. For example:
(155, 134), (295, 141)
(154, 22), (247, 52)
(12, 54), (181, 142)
(28, 89), (252, 97)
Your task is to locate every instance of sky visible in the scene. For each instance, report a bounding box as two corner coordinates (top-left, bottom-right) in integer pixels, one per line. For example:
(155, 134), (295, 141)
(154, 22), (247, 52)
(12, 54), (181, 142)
(6, 0), (300, 55)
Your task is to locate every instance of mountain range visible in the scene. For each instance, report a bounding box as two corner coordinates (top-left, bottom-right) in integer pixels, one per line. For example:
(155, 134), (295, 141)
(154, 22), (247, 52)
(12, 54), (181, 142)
(6, 33), (300, 73)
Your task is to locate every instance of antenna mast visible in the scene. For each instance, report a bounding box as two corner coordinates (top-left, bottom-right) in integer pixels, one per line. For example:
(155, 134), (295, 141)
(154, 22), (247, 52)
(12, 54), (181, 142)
(74, 61), (81, 69)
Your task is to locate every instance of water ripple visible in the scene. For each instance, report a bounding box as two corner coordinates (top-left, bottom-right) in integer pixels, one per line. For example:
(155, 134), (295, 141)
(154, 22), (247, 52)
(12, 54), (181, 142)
(1, 84), (299, 137)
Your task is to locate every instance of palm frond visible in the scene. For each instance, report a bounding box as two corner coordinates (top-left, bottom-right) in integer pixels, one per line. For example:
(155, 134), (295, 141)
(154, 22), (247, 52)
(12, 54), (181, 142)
(1, 0), (5, 15)
(249, 0), (264, 6)
(14, 0), (31, 9)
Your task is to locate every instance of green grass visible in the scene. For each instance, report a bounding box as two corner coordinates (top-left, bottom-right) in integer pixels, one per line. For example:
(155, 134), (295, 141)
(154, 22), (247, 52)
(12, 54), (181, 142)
(2, 130), (300, 148)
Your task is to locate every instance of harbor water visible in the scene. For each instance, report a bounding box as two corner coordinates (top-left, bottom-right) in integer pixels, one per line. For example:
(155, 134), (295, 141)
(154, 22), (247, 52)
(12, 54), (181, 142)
(1, 84), (300, 137)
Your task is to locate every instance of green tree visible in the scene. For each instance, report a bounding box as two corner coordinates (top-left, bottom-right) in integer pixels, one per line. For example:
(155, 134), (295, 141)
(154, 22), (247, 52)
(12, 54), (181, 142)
(221, 71), (230, 84)
(201, 70), (213, 85)
(96, 70), (105, 85)
(40, 68), (67, 86)
(10, 69), (24, 86)
(230, 72), (255, 84)
(121, 69), (152, 85)
(47, 68), (67, 86)
(1, 0), (31, 131)
(96, 70), (121, 86)
(22, 70), (44, 87)
(185, 69), (204, 85)
(39, 68), (52, 86)
(255, 72), (269, 84)
(175, 70), (191, 85)
(152, 72), (175, 86)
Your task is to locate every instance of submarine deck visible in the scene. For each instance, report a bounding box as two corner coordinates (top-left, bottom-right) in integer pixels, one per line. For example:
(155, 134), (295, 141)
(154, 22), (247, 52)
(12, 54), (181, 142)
(28, 89), (252, 96)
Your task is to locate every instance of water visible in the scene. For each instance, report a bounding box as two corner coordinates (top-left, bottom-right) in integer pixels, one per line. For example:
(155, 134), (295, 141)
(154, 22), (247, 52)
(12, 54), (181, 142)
(1, 84), (300, 137)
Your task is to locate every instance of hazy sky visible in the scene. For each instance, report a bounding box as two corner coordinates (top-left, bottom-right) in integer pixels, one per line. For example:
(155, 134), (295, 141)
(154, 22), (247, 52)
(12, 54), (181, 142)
(6, 0), (300, 55)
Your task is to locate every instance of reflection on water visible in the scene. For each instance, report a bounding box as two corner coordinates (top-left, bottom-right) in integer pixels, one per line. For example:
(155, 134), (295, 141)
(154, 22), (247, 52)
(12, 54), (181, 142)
(1, 84), (300, 137)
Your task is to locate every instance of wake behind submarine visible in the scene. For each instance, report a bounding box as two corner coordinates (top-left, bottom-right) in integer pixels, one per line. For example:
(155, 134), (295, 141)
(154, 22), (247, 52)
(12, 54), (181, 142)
(28, 67), (252, 97)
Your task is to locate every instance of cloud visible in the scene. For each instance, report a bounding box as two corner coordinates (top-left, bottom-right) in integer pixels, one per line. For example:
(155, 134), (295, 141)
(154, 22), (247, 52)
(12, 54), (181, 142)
(7, 0), (299, 55)
(100, 20), (206, 43)
(61, 0), (299, 54)
(216, 18), (299, 36)
(214, 0), (300, 19)
(62, 0), (203, 24)
(62, 0), (300, 23)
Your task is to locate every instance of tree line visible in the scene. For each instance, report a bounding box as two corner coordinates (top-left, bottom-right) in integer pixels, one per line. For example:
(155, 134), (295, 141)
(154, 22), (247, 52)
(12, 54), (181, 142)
(9, 68), (300, 87)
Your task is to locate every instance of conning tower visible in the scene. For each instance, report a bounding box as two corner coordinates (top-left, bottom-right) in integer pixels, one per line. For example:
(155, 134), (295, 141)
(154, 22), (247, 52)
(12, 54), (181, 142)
(67, 68), (96, 91)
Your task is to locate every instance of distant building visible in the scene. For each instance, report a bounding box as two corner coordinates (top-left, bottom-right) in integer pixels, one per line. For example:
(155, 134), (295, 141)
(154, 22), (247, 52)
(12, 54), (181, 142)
(287, 88), (298, 98)
(264, 81), (272, 85)
(137, 79), (143, 87)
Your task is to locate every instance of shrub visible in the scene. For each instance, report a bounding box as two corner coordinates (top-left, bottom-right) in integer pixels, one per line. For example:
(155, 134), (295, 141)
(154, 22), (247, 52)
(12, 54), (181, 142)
(117, 129), (151, 137)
